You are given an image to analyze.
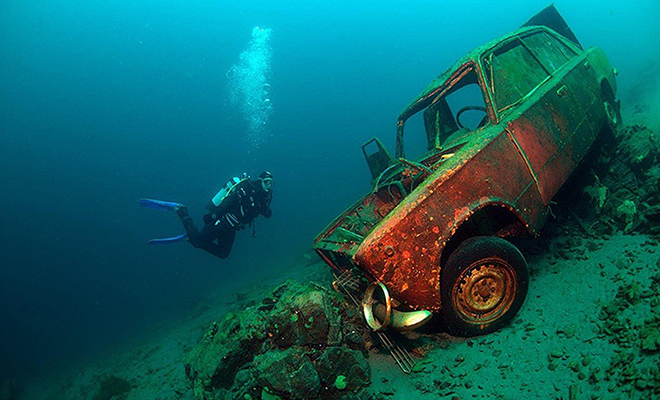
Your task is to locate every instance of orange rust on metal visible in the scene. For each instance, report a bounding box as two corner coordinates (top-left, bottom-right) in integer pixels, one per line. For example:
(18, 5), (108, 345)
(505, 127), (541, 194)
(354, 119), (576, 310)
(451, 257), (517, 326)
(313, 13), (617, 317)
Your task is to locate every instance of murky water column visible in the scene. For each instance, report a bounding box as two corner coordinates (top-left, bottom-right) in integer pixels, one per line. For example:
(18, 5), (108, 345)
(227, 26), (273, 148)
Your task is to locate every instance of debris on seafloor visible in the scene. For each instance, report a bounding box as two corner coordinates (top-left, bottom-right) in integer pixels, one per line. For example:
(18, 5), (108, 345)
(561, 123), (660, 236)
(595, 265), (660, 397)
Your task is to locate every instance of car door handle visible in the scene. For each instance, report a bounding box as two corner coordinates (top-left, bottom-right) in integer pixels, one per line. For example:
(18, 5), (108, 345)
(556, 85), (568, 97)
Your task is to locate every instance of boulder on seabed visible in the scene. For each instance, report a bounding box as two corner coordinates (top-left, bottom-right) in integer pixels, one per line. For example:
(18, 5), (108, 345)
(184, 280), (372, 400)
(254, 347), (320, 400)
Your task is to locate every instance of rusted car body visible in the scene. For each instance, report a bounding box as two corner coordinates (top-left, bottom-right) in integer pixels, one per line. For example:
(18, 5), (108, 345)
(313, 6), (620, 336)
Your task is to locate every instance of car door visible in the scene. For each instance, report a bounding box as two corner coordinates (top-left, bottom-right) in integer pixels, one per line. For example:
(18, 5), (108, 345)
(483, 31), (586, 204)
(522, 31), (598, 171)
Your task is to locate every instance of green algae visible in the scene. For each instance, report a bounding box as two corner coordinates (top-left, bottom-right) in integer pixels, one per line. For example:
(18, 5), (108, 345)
(261, 387), (282, 400)
(333, 375), (347, 390)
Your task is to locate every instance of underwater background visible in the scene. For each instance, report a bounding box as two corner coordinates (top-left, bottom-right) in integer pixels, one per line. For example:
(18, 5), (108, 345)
(0, 0), (658, 383)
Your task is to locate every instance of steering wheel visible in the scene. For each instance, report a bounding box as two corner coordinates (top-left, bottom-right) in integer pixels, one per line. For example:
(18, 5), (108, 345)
(456, 106), (488, 129)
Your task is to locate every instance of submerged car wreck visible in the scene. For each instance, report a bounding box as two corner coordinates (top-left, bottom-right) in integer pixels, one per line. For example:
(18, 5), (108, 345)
(314, 5), (620, 340)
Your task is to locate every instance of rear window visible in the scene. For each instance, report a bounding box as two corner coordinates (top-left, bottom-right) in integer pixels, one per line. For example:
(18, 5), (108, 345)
(483, 38), (548, 113)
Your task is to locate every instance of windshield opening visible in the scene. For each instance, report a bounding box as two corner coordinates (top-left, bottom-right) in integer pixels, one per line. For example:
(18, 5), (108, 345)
(403, 67), (488, 161)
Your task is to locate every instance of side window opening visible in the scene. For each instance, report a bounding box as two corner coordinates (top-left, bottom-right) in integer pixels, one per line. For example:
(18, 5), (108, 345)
(418, 68), (488, 154)
(484, 37), (548, 114)
(423, 97), (456, 152)
(446, 82), (487, 131)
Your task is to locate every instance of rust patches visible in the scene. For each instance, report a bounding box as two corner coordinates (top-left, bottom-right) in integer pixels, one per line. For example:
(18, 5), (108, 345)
(550, 102), (569, 133)
(314, 21), (616, 316)
(454, 206), (471, 222)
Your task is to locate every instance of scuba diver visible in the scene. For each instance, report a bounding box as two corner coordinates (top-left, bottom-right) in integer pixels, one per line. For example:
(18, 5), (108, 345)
(139, 171), (274, 259)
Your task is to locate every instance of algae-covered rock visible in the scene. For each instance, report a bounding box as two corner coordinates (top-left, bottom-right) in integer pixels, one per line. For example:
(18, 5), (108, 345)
(185, 280), (371, 400)
(640, 324), (660, 352)
(616, 200), (637, 232)
(315, 347), (370, 391)
(227, 367), (260, 400)
(616, 124), (659, 175)
(268, 283), (342, 348)
(254, 347), (320, 399)
(584, 183), (607, 209)
(184, 310), (267, 398)
(557, 123), (660, 235)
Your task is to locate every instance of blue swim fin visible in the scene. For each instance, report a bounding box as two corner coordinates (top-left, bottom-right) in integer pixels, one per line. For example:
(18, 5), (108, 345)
(138, 198), (183, 211)
(148, 233), (188, 245)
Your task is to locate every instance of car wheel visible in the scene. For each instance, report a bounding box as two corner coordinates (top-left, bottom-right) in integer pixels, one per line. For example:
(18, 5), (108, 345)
(440, 236), (528, 336)
(603, 96), (621, 133)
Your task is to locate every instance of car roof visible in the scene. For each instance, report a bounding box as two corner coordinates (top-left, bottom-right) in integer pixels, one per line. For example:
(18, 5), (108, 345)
(396, 25), (574, 124)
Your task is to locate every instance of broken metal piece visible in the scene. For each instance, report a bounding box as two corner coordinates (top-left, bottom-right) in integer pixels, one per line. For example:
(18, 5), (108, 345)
(333, 270), (361, 293)
(362, 282), (392, 331)
(331, 270), (361, 308)
(376, 331), (416, 374)
(374, 304), (433, 332)
(332, 272), (418, 374)
(363, 281), (433, 332)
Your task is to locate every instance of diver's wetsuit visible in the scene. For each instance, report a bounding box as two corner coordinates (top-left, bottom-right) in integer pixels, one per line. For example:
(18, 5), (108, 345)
(176, 179), (272, 259)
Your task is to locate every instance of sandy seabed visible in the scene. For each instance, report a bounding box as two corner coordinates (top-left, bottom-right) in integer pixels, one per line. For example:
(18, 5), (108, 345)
(18, 228), (659, 400)
(16, 89), (660, 399)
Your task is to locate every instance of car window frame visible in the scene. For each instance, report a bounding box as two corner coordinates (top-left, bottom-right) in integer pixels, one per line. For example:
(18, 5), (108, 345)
(520, 31), (578, 75)
(480, 31), (558, 120)
(399, 61), (494, 161)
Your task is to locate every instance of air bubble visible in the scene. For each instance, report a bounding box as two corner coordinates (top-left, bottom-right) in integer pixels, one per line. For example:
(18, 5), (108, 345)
(227, 26), (274, 148)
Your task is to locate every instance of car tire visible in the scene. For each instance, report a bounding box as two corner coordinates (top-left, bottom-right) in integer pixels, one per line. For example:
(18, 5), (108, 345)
(603, 96), (621, 134)
(440, 236), (528, 337)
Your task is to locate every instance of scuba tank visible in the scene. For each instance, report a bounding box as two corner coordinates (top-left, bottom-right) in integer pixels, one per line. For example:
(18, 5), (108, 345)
(206, 173), (249, 213)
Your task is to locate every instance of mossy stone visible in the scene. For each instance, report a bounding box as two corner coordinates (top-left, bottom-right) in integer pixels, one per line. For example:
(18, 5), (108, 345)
(261, 387), (282, 400)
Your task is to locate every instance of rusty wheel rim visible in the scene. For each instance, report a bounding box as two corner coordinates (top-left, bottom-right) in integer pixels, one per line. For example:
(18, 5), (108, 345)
(604, 101), (618, 127)
(451, 257), (517, 325)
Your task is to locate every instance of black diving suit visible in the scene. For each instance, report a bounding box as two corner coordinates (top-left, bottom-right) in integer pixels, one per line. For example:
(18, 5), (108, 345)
(175, 179), (272, 259)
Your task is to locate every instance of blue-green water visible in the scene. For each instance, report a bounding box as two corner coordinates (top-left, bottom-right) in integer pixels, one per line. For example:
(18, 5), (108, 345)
(0, 0), (658, 381)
